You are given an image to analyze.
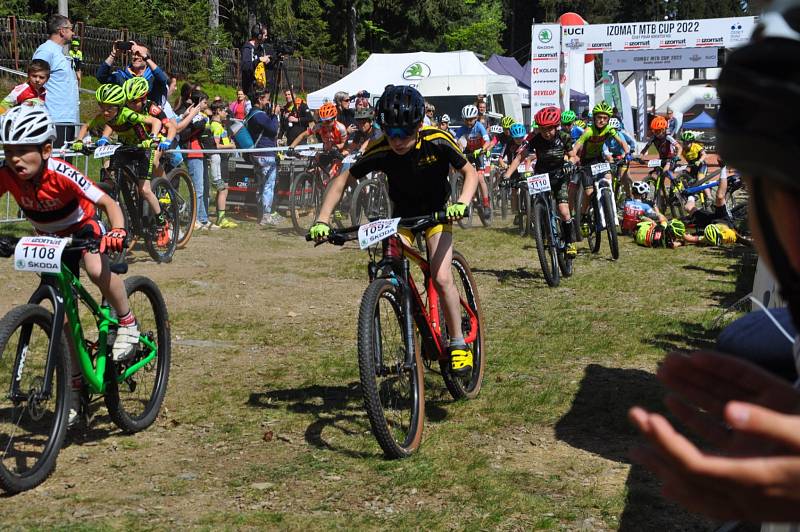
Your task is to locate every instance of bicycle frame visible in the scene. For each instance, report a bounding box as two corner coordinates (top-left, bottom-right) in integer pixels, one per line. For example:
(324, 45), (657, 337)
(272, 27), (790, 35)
(581, 165), (618, 229)
(368, 235), (479, 367)
(21, 265), (157, 397)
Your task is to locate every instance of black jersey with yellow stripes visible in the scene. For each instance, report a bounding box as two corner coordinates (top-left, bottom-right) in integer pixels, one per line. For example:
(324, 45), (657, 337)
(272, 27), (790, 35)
(349, 126), (468, 217)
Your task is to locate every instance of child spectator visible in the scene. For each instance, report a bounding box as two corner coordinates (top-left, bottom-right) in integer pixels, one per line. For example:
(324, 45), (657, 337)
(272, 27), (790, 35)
(0, 59), (50, 114)
(205, 101), (238, 228)
(68, 37), (83, 85)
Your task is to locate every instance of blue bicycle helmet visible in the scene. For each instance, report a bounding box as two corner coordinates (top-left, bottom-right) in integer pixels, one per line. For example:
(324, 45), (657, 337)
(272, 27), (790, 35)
(510, 123), (526, 139)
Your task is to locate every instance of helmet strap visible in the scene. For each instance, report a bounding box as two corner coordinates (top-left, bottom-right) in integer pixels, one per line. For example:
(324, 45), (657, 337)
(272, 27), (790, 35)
(752, 180), (800, 330)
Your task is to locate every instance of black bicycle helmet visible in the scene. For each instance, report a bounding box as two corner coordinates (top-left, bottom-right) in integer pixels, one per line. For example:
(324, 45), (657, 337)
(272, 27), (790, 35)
(717, 6), (800, 192)
(376, 85), (425, 128)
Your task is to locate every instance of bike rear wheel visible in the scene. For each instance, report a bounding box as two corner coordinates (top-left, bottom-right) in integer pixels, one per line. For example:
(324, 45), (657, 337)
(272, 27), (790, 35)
(0, 305), (70, 494)
(167, 167), (197, 249)
(289, 172), (322, 235)
(439, 251), (485, 400)
(105, 276), (171, 433)
(532, 200), (560, 287)
(145, 177), (179, 263)
(601, 190), (620, 260)
(357, 279), (424, 458)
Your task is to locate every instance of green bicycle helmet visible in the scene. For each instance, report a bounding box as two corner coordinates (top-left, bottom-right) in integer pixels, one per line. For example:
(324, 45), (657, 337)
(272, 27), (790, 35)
(96, 84), (126, 106)
(703, 224), (723, 245)
(592, 101), (614, 117)
(561, 109), (576, 125)
(123, 77), (150, 101)
(500, 115), (515, 129)
(509, 123), (527, 139)
(680, 131), (696, 142)
(667, 219), (686, 238)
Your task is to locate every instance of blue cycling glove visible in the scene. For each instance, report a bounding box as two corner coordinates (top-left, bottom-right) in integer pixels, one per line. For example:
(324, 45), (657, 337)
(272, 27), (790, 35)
(158, 140), (172, 151)
(96, 136), (110, 147)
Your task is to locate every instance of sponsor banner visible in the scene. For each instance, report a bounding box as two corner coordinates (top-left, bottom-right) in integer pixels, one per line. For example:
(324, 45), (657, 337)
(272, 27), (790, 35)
(560, 16), (756, 53)
(604, 47), (718, 71)
(531, 23), (562, 114)
(635, 71), (647, 141)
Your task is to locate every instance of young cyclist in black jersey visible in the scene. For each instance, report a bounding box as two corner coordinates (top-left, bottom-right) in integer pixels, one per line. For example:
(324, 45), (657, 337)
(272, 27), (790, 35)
(504, 107), (579, 257)
(309, 85), (480, 375)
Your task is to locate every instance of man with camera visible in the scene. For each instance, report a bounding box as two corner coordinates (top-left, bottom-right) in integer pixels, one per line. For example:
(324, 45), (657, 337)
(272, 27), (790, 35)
(97, 40), (170, 107)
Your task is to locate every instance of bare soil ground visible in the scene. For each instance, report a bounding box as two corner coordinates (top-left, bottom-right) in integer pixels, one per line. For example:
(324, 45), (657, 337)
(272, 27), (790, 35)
(0, 217), (749, 530)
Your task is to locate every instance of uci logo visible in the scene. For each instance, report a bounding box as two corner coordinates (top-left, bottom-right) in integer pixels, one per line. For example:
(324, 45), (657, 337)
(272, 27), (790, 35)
(402, 62), (431, 80)
(564, 27), (584, 36)
(538, 29), (552, 43)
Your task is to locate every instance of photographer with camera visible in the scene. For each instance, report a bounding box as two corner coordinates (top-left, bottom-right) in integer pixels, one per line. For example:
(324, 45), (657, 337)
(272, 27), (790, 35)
(97, 40), (170, 107)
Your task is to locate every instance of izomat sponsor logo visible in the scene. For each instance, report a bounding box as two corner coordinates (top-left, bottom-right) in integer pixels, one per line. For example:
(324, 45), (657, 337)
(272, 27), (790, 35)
(661, 39), (686, 46)
(588, 42), (611, 49)
(697, 37), (724, 45)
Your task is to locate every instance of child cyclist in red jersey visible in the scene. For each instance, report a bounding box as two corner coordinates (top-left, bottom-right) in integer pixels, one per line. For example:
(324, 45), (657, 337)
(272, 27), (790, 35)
(289, 101), (348, 177)
(0, 105), (140, 425)
(309, 85), (480, 375)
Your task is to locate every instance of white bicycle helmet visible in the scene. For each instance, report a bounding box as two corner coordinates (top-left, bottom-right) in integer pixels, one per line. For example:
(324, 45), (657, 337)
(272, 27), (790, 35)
(489, 124), (503, 134)
(608, 118), (622, 130)
(632, 181), (650, 196)
(461, 104), (479, 120)
(0, 104), (56, 145)
(440, 114), (451, 123)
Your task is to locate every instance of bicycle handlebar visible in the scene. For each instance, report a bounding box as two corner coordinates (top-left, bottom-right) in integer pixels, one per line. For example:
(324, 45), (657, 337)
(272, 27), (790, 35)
(306, 211), (450, 245)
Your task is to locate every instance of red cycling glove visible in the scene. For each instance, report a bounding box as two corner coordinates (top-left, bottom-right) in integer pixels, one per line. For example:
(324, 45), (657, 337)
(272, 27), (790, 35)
(100, 227), (127, 254)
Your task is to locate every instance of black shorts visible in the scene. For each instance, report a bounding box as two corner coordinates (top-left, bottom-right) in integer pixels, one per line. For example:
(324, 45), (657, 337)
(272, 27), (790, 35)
(62, 219), (105, 278)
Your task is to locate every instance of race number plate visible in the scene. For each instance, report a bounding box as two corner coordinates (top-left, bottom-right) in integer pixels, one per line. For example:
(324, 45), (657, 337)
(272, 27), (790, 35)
(358, 218), (401, 250)
(527, 173), (551, 195)
(298, 150), (316, 158)
(674, 165), (688, 173)
(14, 236), (68, 273)
(93, 144), (120, 159)
(591, 162), (611, 175)
(647, 159), (662, 168)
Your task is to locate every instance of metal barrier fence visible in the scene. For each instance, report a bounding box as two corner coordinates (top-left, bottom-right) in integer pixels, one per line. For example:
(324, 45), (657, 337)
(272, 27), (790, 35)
(0, 16), (351, 92)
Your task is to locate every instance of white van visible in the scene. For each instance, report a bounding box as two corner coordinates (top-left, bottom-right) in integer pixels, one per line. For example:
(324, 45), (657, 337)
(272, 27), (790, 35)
(417, 74), (523, 127)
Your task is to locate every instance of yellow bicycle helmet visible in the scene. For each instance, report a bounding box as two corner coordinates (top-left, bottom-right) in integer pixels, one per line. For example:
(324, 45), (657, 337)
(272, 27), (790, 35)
(96, 84), (126, 106)
(122, 77), (150, 101)
(703, 224), (723, 245)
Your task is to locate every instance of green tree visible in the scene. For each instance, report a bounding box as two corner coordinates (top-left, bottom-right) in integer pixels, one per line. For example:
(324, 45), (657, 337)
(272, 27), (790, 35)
(444, 0), (506, 58)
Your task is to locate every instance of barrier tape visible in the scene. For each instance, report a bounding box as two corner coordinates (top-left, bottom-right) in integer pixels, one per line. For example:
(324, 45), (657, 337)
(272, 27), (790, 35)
(0, 143), (325, 161)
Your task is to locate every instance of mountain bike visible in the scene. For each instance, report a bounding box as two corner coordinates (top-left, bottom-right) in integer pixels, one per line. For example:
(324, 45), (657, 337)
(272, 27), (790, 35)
(527, 168), (574, 287)
(88, 144), (179, 264)
(575, 162), (620, 260)
(307, 213), (485, 458)
(0, 235), (170, 493)
(640, 158), (684, 219)
(288, 149), (353, 234)
(450, 170), (492, 229)
(499, 168), (532, 237)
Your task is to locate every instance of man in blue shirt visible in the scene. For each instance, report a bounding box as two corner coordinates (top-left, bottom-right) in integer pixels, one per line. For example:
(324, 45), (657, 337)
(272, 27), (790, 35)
(245, 90), (281, 225)
(97, 42), (170, 107)
(32, 14), (79, 148)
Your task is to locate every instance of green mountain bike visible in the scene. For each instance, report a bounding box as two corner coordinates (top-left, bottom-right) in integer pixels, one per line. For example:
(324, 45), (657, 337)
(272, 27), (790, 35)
(0, 235), (170, 493)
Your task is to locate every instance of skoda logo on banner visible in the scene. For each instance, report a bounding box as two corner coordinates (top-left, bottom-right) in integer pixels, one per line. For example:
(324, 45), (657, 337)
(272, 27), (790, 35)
(402, 62), (431, 80)
(538, 29), (553, 43)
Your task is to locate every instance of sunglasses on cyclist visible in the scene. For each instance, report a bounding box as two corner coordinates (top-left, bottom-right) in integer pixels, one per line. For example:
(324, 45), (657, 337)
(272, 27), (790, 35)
(385, 126), (416, 139)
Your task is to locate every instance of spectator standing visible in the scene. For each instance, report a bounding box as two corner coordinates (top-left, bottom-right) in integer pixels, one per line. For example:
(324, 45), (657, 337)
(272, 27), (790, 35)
(334, 91), (355, 129)
(97, 41), (169, 106)
(241, 23), (273, 96)
(68, 37), (83, 85)
(229, 89), (251, 120)
(32, 14), (79, 148)
(476, 97), (488, 127)
(204, 101), (238, 228)
(666, 107), (680, 136)
(179, 90), (214, 230)
(281, 90), (312, 145)
(245, 90), (282, 226)
(423, 101), (435, 126)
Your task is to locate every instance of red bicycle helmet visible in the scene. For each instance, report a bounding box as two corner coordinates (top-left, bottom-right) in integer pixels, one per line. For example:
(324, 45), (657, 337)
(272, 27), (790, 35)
(534, 106), (561, 127)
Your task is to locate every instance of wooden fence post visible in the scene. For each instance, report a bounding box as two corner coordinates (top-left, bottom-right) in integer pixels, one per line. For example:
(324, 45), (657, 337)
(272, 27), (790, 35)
(299, 57), (304, 93)
(165, 35), (172, 75)
(11, 16), (19, 71)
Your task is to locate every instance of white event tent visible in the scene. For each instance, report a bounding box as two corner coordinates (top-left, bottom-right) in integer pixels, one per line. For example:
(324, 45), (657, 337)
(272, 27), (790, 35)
(306, 51), (496, 109)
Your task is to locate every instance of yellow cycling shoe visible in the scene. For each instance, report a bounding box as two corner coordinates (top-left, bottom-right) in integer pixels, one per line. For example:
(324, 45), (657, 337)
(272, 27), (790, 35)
(566, 243), (577, 258)
(449, 345), (473, 376)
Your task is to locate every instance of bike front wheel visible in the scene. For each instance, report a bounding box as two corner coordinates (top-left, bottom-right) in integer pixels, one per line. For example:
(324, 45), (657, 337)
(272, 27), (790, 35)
(357, 279), (424, 458)
(601, 190), (620, 260)
(167, 167), (197, 249)
(289, 172), (322, 235)
(0, 304), (70, 494)
(145, 177), (179, 263)
(439, 251), (486, 400)
(532, 200), (560, 287)
(105, 276), (171, 433)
